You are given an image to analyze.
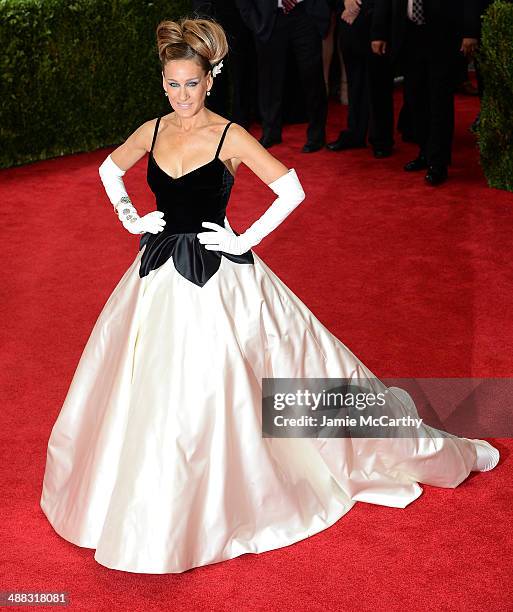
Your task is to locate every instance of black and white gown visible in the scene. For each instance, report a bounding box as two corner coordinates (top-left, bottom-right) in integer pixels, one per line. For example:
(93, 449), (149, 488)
(40, 118), (478, 574)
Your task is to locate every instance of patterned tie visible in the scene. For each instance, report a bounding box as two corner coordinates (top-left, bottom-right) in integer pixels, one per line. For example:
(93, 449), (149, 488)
(282, 0), (298, 14)
(411, 0), (425, 25)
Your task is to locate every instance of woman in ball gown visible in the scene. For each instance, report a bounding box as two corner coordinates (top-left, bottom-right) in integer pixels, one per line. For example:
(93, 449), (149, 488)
(40, 16), (500, 574)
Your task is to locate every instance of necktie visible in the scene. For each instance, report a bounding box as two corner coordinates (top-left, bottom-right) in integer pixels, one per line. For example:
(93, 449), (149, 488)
(411, 0), (425, 25)
(282, 0), (298, 14)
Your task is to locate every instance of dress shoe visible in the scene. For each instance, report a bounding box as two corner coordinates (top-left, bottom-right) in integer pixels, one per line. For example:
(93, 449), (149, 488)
(302, 140), (325, 153)
(259, 135), (282, 148)
(470, 112), (481, 134)
(326, 133), (366, 151)
(404, 155), (428, 171)
(425, 165), (448, 186)
(373, 147), (393, 159)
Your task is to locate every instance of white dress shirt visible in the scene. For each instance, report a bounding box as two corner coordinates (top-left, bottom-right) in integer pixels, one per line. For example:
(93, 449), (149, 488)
(277, 0), (304, 8)
(407, 0), (423, 21)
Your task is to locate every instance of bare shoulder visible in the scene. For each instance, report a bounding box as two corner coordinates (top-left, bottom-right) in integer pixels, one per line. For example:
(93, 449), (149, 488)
(201, 113), (238, 136)
(221, 122), (262, 159)
(224, 122), (256, 145)
(134, 117), (160, 152)
(116, 116), (160, 153)
(221, 121), (288, 184)
(109, 117), (159, 171)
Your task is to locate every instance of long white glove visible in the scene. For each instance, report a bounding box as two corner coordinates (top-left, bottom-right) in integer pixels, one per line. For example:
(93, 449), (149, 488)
(197, 168), (305, 254)
(98, 154), (166, 235)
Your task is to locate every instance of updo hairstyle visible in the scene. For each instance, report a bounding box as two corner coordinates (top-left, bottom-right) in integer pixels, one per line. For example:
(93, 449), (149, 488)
(156, 17), (228, 75)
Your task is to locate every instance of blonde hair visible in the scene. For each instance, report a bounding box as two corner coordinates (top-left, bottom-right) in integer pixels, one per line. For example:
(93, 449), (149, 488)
(156, 17), (228, 74)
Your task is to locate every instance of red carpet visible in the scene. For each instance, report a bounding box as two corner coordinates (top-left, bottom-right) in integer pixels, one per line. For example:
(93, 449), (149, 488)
(2, 92), (512, 610)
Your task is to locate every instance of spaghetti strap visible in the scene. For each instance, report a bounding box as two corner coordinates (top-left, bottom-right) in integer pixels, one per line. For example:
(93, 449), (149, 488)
(215, 122), (233, 159)
(150, 116), (162, 154)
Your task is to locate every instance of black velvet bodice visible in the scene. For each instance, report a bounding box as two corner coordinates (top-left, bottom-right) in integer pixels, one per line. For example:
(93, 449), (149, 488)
(139, 117), (254, 286)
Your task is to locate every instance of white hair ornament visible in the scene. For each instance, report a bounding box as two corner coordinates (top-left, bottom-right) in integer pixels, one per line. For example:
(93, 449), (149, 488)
(211, 60), (223, 78)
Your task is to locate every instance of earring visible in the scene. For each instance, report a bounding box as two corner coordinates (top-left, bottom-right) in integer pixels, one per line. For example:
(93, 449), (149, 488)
(207, 90), (211, 96)
(163, 90), (167, 96)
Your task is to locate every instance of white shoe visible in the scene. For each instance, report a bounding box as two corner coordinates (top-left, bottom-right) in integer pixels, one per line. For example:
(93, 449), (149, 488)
(468, 439), (500, 472)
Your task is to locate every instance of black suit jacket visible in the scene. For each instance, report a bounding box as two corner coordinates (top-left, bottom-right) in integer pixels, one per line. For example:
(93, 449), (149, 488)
(371, 0), (481, 59)
(192, 1), (249, 37)
(338, 0), (375, 10)
(235, 0), (331, 43)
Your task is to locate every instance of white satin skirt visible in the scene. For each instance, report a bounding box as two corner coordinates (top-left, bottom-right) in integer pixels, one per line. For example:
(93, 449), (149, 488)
(40, 244), (478, 574)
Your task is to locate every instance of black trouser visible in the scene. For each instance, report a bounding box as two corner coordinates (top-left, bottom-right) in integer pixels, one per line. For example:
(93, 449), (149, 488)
(402, 20), (461, 167)
(339, 11), (394, 148)
(254, 4), (327, 143)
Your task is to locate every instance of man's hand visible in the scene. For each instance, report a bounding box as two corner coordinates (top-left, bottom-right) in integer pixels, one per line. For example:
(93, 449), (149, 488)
(371, 40), (387, 55)
(461, 37), (478, 57)
(341, 9), (357, 24)
(341, 0), (361, 24)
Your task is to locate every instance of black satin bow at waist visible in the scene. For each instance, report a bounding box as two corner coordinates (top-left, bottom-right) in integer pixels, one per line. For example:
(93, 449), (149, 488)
(138, 230), (254, 287)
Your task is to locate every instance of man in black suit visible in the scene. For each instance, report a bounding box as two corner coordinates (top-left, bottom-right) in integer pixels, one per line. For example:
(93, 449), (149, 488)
(236, 0), (330, 152)
(192, 1), (256, 128)
(371, 0), (480, 185)
(327, 0), (395, 157)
